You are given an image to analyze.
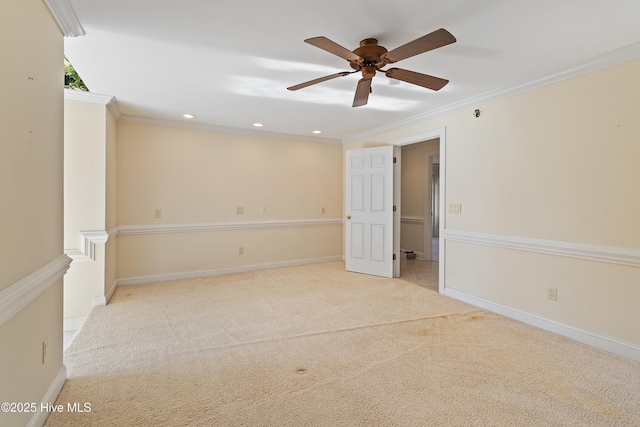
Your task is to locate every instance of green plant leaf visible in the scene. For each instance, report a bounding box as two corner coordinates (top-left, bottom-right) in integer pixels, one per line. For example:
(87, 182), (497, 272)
(64, 57), (89, 91)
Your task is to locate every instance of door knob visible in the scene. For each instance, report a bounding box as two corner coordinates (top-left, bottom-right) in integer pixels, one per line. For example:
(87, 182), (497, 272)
(346, 215), (351, 220)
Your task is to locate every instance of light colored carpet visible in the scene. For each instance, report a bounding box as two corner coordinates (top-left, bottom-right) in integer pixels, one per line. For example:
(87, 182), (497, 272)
(47, 262), (640, 426)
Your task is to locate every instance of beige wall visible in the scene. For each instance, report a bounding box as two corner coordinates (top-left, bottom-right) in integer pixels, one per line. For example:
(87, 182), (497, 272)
(0, 0), (65, 425)
(442, 67), (640, 246)
(116, 123), (343, 279)
(0, 1), (64, 288)
(346, 58), (640, 346)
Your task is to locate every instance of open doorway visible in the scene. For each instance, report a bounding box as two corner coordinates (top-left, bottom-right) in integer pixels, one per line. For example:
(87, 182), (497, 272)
(394, 127), (446, 293)
(399, 139), (440, 260)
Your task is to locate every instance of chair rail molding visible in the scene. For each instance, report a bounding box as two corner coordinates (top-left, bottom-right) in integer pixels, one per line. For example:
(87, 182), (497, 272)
(0, 255), (72, 326)
(65, 230), (110, 261)
(445, 229), (640, 268)
(401, 216), (424, 225)
(116, 218), (343, 236)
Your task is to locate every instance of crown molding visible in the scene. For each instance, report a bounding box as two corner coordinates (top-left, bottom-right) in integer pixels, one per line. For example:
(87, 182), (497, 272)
(64, 89), (122, 120)
(106, 98), (122, 120)
(343, 41), (640, 144)
(66, 94), (338, 144)
(107, 96), (122, 121)
(64, 88), (113, 104)
(43, 0), (85, 37)
(118, 114), (342, 145)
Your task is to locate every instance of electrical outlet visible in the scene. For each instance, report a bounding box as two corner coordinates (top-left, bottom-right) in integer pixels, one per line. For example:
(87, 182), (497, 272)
(236, 206), (244, 215)
(238, 246), (244, 256)
(448, 203), (462, 214)
(547, 287), (557, 301)
(154, 209), (162, 219)
(321, 207), (325, 215)
(259, 206), (265, 214)
(42, 338), (48, 364)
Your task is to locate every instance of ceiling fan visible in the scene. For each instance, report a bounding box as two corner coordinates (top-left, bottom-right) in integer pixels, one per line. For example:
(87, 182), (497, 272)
(287, 28), (456, 107)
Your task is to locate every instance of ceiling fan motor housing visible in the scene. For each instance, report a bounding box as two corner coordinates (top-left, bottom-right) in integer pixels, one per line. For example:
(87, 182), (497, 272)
(350, 38), (388, 71)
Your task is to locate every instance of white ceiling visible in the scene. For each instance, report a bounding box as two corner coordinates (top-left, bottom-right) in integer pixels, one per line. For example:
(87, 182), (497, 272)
(64, 0), (640, 142)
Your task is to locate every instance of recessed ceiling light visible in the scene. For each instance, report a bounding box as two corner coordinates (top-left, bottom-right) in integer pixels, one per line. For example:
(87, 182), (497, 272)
(182, 113), (195, 119)
(253, 123), (264, 127)
(312, 130), (322, 134)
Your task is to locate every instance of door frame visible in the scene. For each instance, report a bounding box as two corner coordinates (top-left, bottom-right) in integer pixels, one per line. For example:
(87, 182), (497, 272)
(393, 127), (447, 293)
(422, 150), (439, 262)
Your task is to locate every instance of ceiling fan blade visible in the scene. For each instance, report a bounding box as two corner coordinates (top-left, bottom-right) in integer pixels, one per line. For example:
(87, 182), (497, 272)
(305, 37), (363, 64)
(352, 78), (372, 107)
(287, 72), (351, 91)
(385, 68), (449, 91)
(382, 28), (456, 64)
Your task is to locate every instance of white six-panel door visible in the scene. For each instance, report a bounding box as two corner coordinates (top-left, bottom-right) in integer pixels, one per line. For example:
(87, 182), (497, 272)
(345, 146), (395, 278)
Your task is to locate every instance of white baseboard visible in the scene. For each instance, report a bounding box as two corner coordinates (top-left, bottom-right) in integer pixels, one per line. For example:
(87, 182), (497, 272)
(63, 316), (86, 332)
(105, 280), (117, 304)
(26, 365), (67, 427)
(400, 249), (425, 260)
(93, 280), (117, 306)
(116, 256), (344, 287)
(445, 287), (640, 363)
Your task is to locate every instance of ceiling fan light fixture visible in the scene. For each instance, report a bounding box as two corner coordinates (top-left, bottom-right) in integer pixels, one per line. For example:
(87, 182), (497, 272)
(181, 113), (195, 119)
(312, 130), (322, 134)
(253, 123), (264, 127)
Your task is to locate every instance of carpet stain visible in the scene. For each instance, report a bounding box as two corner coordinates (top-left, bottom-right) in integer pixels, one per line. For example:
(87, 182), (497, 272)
(295, 367), (308, 375)
(414, 328), (438, 337)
